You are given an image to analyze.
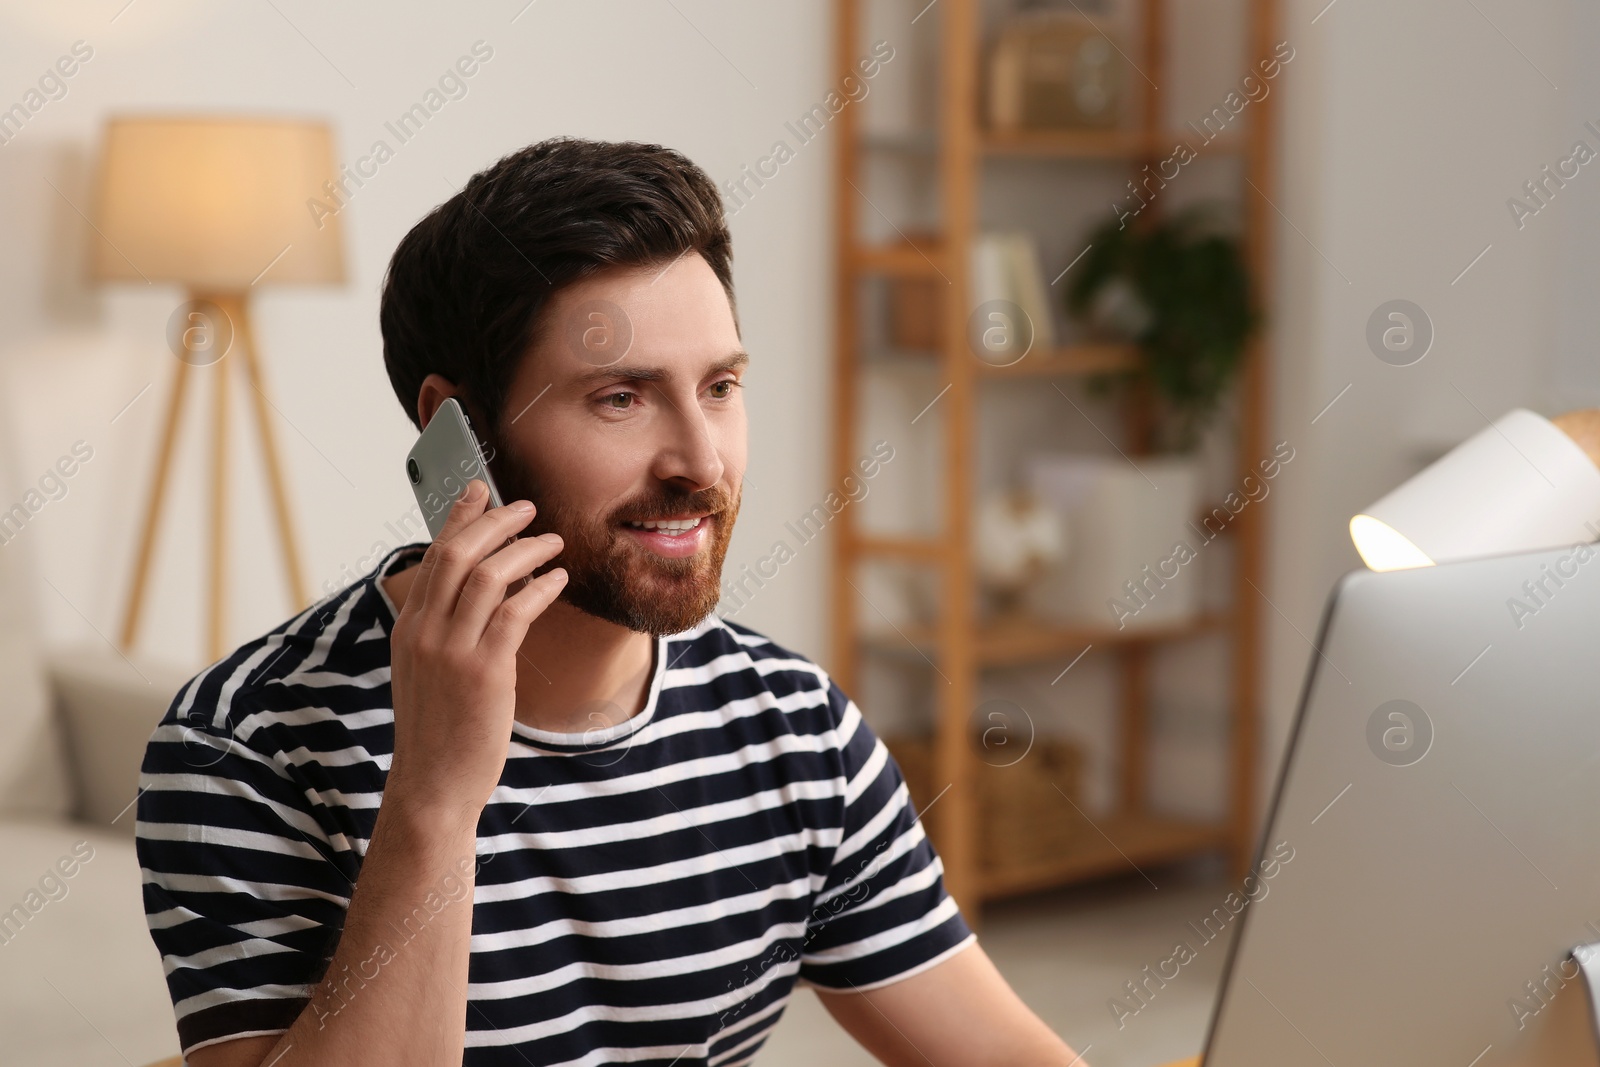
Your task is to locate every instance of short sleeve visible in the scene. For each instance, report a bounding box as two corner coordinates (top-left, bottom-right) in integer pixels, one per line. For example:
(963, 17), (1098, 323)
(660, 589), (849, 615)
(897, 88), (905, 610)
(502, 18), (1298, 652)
(797, 679), (976, 990)
(135, 682), (359, 1057)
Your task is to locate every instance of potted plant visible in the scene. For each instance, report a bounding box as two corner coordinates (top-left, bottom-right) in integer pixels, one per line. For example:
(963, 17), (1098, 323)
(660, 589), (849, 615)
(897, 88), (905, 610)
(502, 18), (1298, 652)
(1064, 204), (1257, 453)
(1019, 205), (1256, 630)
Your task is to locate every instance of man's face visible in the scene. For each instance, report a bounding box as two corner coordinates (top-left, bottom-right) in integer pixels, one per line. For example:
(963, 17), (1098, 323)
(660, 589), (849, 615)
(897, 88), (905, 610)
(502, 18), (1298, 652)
(487, 252), (747, 636)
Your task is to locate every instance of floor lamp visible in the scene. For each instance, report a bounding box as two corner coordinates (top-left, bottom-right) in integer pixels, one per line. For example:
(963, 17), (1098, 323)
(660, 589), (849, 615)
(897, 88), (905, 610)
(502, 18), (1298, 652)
(90, 115), (346, 662)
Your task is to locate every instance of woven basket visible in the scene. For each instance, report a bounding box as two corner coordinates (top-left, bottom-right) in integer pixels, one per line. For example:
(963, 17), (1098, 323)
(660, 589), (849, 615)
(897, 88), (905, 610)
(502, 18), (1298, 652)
(883, 734), (1086, 871)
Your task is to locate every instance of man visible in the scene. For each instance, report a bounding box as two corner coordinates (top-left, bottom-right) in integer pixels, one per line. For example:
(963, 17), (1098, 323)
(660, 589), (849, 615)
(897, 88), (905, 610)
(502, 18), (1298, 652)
(135, 136), (1086, 1066)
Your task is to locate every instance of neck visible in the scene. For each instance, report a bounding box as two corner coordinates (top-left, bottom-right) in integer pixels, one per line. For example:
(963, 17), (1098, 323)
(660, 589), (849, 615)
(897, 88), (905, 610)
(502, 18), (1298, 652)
(381, 564), (655, 735)
(516, 599), (655, 734)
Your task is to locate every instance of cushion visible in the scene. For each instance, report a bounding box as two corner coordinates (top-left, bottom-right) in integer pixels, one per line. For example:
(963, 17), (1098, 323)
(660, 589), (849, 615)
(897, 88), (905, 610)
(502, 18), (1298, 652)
(45, 645), (192, 835)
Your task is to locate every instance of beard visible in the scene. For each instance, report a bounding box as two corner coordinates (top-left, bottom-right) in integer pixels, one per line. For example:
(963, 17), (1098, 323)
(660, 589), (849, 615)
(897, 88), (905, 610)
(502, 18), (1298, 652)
(487, 444), (740, 637)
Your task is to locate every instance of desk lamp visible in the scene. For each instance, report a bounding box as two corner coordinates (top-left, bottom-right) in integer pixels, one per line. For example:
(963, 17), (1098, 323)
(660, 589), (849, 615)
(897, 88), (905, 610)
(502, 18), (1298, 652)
(1351, 408), (1600, 571)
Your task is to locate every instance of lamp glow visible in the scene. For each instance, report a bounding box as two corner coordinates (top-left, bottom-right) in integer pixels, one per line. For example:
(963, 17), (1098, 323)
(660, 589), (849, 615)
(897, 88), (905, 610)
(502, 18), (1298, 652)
(91, 115), (344, 289)
(1349, 514), (1433, 572)
(1349, 408), (1600, 571)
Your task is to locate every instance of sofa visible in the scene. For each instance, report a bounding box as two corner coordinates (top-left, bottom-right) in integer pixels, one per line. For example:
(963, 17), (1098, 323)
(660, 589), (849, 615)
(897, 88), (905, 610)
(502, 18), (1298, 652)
(0, 511), (193, 1065)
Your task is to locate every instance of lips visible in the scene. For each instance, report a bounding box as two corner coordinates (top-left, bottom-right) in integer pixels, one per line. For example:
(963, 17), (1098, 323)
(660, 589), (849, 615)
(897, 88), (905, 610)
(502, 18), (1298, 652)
(624, 514), (708, 533)
(619, 512), (714, 558)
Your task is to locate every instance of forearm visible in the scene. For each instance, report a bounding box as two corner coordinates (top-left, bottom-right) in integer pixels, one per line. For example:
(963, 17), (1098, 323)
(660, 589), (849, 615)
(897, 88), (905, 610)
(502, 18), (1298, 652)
(819, 943), (1090, 1067)
(259, 793), (480, 1066)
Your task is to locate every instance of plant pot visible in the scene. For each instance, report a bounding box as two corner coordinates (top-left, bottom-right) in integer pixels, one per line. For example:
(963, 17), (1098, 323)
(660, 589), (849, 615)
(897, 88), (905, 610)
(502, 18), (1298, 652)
(1024, 452), (1204, 631)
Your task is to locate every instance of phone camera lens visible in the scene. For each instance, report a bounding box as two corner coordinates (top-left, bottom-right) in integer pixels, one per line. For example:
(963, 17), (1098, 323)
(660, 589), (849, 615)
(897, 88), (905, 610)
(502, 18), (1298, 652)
(406, 457), (421, 485)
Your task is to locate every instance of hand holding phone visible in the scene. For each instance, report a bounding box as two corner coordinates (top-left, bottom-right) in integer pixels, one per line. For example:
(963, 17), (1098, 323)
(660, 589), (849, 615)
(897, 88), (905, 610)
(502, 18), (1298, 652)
(385, 479), (567, 822)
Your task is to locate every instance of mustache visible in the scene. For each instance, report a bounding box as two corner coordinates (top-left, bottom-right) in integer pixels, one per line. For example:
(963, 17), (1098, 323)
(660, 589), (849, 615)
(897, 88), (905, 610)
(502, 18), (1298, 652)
(614, 486), (735, 524)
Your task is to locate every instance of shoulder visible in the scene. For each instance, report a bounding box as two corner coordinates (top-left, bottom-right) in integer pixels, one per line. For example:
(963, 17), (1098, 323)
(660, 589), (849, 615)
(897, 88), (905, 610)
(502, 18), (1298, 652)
(660, 614), (860, 740)
(664, 614), (829, 694)
(148, 562), (399, 772)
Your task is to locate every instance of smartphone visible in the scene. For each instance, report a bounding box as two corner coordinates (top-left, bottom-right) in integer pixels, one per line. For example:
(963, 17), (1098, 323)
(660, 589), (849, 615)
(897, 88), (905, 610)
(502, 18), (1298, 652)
(405, 399), (542, 593)
(405, 397), (507, 539)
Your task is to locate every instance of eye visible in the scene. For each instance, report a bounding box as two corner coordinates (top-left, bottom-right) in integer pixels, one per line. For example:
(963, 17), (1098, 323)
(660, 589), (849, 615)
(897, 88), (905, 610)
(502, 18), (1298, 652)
(709, 379), (742, 399)
(601, 390), (635, 410)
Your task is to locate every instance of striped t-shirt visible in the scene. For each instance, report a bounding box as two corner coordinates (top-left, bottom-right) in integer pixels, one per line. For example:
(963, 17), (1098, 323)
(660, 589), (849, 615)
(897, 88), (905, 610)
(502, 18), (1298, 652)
(135, 541), (973, 1065)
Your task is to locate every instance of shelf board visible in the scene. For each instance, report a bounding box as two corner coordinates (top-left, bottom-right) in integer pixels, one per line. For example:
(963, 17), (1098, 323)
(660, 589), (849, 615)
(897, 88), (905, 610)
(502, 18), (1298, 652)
(982, 127), (1246, 159)
(854, 534), (944, 562)
(852, 242), (947, 278)
(862, 344), (1138, 377)
(977, 343), (1137, 377)
(980, 810), (1230, 901)
(861, 130), (940, 154)
(862, 611), (1230, 668)
(864, 128), (1247, 161)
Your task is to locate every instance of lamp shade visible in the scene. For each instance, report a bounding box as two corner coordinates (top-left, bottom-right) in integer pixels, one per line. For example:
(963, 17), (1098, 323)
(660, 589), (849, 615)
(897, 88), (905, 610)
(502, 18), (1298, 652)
(90, 115), (345, 290)
(1350, 408), (1600, 571)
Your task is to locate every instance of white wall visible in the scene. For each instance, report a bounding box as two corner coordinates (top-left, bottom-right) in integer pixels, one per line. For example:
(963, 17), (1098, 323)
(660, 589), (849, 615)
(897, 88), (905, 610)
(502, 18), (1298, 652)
(0, 0), (838, 675)
(1263, 0), (1576, 812)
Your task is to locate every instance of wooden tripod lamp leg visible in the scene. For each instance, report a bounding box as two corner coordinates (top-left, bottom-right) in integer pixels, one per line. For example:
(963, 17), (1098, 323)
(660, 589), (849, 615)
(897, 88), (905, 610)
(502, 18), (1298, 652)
(207, 330), (230, 664)
(121, 291), (312, 663)
(226, 295), (311, 612)
(118, 356), (192, 652)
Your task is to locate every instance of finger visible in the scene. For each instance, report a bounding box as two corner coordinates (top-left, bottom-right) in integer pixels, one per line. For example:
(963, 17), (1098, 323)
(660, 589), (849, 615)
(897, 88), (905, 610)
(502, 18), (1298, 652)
(404, 479), (493, 617)
(450, 532), (565, 645)
(480, 564), (570, 662)
(415, 494), (540, 622)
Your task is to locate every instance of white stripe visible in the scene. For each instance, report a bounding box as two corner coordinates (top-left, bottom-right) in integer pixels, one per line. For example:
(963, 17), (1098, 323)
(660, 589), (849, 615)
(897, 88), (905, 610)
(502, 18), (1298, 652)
(665, 648), (824, 691)
(488, 732), (841, 807)
(818, 817), (926, 908)
(481, 778), (841, 852)
(135, 819), (330, 863)
(142, 868), (349, 908)
(841, 726), (886, 808)
(472, 829), (816, 900)
(462, 946), (800, 1047)
(801, 893), (961, 967)
(587, 683), (832, 751)
(162, 935), (298, 975)
(268, 663), (390, 690)
(468, 918), (807, 1000)
(137, 768), (355, 853)
(173, 985), (312, 1021)
(811, 853), (943, 928)
(471, 876), (816, 952)
(708, 996), (788, 1063)
(237, 913), (322, 938)
(196, 589), (363, 731)
(836, 773), (909, 864)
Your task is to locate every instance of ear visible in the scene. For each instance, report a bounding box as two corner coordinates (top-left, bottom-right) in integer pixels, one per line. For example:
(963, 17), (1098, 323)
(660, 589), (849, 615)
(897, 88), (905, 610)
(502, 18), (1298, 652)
(415, 374), (459, 431)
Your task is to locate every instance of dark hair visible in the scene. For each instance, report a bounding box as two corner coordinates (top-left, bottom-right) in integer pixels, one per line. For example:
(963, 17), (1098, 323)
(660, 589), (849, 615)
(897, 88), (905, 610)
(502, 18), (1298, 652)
(379, 136), (736, 442)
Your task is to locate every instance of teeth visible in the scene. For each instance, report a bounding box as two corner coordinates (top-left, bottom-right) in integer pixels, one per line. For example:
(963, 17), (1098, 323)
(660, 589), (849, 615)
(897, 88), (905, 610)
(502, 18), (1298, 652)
(627, 516), (704, 533)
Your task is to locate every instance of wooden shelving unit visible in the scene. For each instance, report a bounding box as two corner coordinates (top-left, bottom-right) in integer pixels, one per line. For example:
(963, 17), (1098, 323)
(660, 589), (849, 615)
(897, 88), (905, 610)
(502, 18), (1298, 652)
(828, 0), (1280, 921)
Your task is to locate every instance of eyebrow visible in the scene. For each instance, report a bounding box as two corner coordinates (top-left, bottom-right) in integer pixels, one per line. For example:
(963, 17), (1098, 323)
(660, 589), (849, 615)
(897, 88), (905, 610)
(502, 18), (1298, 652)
(566, 349), (750, 391)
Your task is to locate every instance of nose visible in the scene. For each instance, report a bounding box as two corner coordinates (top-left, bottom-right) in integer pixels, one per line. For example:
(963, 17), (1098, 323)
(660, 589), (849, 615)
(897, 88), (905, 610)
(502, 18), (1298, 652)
(653, 396), (725, 493)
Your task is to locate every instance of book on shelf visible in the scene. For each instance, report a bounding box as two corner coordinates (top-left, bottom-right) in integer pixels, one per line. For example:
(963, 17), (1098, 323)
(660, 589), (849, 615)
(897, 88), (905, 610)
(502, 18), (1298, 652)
(883, 230), (1056, 356)
(972, 230), (1056, 356)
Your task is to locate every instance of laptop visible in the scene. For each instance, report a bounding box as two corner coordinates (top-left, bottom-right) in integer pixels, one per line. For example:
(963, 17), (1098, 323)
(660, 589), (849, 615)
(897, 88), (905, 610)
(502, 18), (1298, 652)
(1200, 542), (1600, 1065)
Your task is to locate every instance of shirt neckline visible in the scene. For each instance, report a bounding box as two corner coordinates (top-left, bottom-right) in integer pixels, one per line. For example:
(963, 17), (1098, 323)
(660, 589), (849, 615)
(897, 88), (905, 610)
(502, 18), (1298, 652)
(368, 541), (666, 754)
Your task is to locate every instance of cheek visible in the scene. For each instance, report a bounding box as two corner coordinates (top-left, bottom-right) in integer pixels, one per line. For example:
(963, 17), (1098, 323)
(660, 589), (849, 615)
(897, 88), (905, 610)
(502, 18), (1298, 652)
(528, 432), (648, 517)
